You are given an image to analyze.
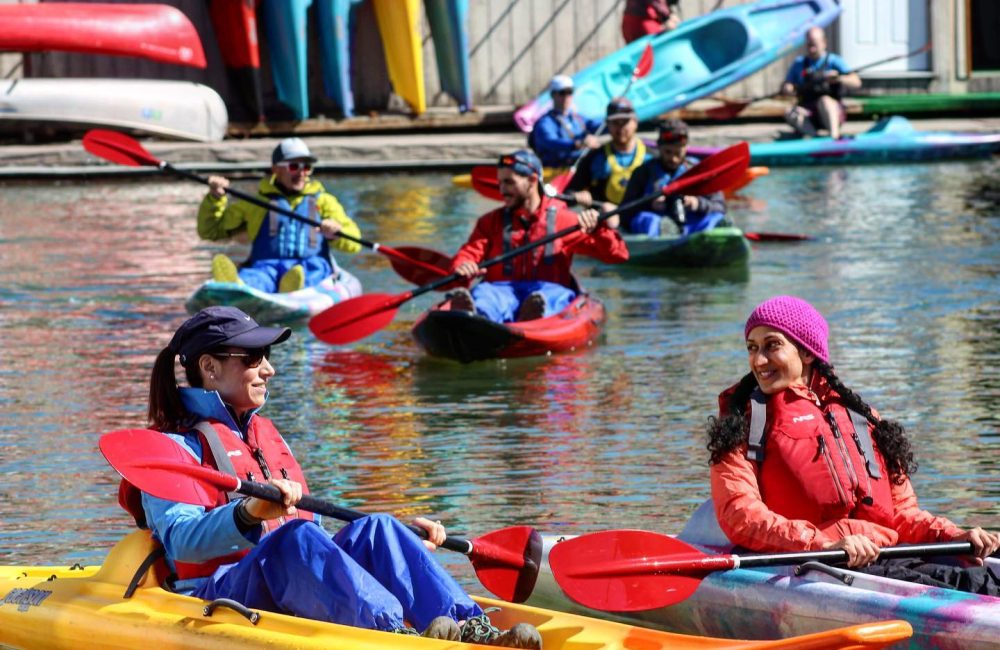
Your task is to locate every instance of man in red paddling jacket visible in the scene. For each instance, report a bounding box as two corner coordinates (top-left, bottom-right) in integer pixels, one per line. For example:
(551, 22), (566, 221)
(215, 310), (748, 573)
(449, 149), (628, 323)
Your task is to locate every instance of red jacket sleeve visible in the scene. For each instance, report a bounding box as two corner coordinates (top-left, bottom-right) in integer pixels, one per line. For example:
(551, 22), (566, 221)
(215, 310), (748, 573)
(450, 210), (497, 270)
(889, 477), (965, 543)
(561, 205), (630, 264)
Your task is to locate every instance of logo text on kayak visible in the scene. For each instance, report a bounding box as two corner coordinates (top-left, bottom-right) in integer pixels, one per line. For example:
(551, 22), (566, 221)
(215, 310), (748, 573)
(1, 587), (52, 612)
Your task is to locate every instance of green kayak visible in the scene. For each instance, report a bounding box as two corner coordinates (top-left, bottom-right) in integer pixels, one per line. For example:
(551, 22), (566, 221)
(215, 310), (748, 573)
(623, 226), (751, 268)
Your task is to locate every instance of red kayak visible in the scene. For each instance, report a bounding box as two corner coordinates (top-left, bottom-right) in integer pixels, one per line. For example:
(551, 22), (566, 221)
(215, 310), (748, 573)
(0, 3), (206, 68)
(209, 0), (264, 121)
(412, 292), (605, 363)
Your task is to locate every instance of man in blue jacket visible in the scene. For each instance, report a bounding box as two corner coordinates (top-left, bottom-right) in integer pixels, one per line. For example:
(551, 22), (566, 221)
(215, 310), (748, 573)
(528, 75), (602, 168)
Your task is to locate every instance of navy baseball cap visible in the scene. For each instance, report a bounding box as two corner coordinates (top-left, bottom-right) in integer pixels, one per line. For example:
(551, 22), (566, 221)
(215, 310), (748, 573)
(606, 96), (636, 120)
(498, 149), (543, 179)
(169, 306), (291, 366)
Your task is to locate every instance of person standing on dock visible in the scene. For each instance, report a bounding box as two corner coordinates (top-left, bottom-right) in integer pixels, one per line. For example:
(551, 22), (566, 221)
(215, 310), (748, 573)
(566, 97), (651, 210)
(706, 296), (1000, 595)
(198, 138), (362, 294)
(781, 27), (861, 140)
(448, 149), (628, 323)
(618, 118), (726, 236)
(528, 75), (603, 168)
(621, 0), (681, 44)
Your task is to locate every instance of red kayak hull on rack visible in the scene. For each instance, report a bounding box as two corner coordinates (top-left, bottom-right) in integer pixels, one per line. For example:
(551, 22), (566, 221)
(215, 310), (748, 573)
(0, 2), (206, 68)
(412, 293), (605, 363)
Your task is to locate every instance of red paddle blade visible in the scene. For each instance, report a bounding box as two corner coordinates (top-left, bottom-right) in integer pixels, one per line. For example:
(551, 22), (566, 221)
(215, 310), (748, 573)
(634, 43), (654, 79)
(99, 428), (235, 506)
(308, 292), (410, 345)
(548, 530), (727, 612)
(383, 245), (452, 286)
(468, 526), (543, 603)
(470, 165), (504, 201)
(744, 231), (812, 242)
(82, 129), (160, 167)
(664, 141), (749, 198)
(704, 99), (753, 121)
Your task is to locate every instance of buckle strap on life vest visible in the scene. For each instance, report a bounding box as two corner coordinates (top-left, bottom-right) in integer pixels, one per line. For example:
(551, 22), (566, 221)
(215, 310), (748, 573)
(502, 205), (559, 276)
(195, 421), (242, 501)
(746, 391), (881, 479)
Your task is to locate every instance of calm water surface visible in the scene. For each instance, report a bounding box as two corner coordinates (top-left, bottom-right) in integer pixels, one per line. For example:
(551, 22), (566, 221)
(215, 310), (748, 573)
(1, 159), (999, 593)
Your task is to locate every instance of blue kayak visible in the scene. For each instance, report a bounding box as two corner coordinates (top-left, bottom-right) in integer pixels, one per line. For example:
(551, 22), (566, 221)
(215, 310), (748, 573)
(261, 0), (311, 119)
(514, 0), (840, 132)
(316, 0), (362, 117)
(425, 0), (472, 112)
(690, 116), (1000, 166)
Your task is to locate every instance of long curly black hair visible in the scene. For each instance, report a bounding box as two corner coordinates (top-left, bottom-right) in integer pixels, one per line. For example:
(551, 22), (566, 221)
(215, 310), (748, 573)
(706, 360), (917, 484)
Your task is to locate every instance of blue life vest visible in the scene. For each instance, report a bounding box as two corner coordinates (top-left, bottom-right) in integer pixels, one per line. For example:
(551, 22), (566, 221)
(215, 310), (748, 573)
(250, 193), (329, 261)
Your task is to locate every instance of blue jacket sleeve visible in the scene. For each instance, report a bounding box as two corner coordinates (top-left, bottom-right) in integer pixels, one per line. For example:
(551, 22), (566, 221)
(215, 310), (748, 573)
(531, 113), (580, 167)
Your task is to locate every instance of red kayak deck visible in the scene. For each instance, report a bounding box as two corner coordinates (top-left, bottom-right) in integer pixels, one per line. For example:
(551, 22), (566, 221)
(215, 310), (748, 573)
(412, 293), (605, 363)
(0, 2), (206, 68)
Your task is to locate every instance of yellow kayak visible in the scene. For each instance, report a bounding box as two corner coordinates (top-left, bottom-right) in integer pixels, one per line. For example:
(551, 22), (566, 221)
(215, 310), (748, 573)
(0, 531), (912, 650)
(372, 0), (426, 115)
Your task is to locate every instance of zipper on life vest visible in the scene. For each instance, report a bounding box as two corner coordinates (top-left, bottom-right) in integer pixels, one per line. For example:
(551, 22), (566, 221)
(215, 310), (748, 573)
(816, 435), (851, 507)
(252, 447), (287, 526)
(826, 411), (861, 496)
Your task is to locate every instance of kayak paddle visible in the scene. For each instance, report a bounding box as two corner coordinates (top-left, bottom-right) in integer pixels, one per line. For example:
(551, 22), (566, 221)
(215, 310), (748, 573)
(548, 528), (987, 612)
(707, 41), (933, 121)
(81, 129), (451, 286)
(473, 163), (808, 242)
(99, 428), (543, 603)
(308, 142), (750, 345)
(547, 43), (654, 194)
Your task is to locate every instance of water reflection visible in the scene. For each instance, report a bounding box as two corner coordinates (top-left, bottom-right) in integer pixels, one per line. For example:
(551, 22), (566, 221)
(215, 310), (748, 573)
(1, 159), (998, 577)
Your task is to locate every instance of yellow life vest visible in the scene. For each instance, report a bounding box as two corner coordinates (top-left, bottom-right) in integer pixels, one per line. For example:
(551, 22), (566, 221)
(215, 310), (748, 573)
(603, 140), (646, 204)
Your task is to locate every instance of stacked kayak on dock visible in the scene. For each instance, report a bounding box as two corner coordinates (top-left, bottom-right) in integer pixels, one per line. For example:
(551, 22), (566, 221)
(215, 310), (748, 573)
(186, 272), (362, 324)
(514, 0), (840, 132)
(529, 523), (998, 648)
(0, 78), (228, 142)
(0, 530), (914, 650)
(623, 226), (751, 269)
(690, 117), (1000, 166)
(412, 293), (605, 363)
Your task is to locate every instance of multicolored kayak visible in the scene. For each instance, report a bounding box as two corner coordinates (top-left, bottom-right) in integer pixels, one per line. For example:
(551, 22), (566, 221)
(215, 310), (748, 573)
(185, 271), (362, 324)
(689, 117), (1000, 166)
(209, 0), (264, 121)
(425, 0), (473, 112)
(0, 2), (206, 68)
(0, 78), (228, 142)
(412, 293), (605, 363)
(316, 0), (363, 117)
(623, 226), (751, 269)
(513, 0), (840, 132)
(0, 530), (913, 650)
(529, 512), (998, 649)
(261, 0), (311, 119)
(372, 0), (426, 115)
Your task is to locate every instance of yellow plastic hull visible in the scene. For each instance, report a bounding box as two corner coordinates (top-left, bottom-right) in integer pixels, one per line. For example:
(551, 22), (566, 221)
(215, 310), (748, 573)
(0, 531), (911, 650)
(372, 0), (426, 114)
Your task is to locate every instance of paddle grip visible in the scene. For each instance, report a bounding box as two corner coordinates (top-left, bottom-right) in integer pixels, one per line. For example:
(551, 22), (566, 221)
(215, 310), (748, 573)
(237, 479), (473, 554)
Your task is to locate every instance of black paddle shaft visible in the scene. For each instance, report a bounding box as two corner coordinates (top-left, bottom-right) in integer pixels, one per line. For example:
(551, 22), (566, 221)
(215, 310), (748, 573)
(739, 541), (979, 568)
(161, 161), (384, 251)
(408, 188), (665, 301)
(236, 476), (475, 556)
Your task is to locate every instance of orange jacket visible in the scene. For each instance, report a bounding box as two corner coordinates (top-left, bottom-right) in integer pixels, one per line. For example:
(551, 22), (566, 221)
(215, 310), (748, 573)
(711, 376), (965, 552)
(451, 196), (628, 285)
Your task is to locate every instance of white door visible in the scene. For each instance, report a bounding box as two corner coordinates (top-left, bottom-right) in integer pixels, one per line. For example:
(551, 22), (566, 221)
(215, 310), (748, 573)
(838, 0), (930, 73)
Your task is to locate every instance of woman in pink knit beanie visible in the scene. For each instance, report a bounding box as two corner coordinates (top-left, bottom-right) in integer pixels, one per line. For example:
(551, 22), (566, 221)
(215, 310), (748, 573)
(706, 295), (1000, 594)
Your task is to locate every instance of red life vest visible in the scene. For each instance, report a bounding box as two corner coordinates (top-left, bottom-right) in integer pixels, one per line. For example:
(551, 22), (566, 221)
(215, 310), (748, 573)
(118, 418), (313, 580)
(722, 378), (895, 529)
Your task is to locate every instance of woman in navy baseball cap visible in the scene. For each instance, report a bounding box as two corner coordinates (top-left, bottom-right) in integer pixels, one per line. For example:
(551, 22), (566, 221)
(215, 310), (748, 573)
(120, 307), (541, 646)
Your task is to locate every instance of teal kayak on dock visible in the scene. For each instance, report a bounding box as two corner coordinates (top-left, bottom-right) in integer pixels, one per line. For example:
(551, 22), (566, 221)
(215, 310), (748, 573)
(425, 0), (472, 112)
(514, 0), (840, 132)
(316, 0), (362, 117)
(690, 117), (1000, 166)
(261, 0), (311, 119)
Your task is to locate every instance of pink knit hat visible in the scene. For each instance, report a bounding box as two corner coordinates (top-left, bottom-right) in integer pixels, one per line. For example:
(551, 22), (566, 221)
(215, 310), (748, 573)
(744, 295), (829, 362)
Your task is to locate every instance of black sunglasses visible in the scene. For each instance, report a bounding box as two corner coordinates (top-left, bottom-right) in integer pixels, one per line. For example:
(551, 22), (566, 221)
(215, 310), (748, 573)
(210, 346), (271, 368)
